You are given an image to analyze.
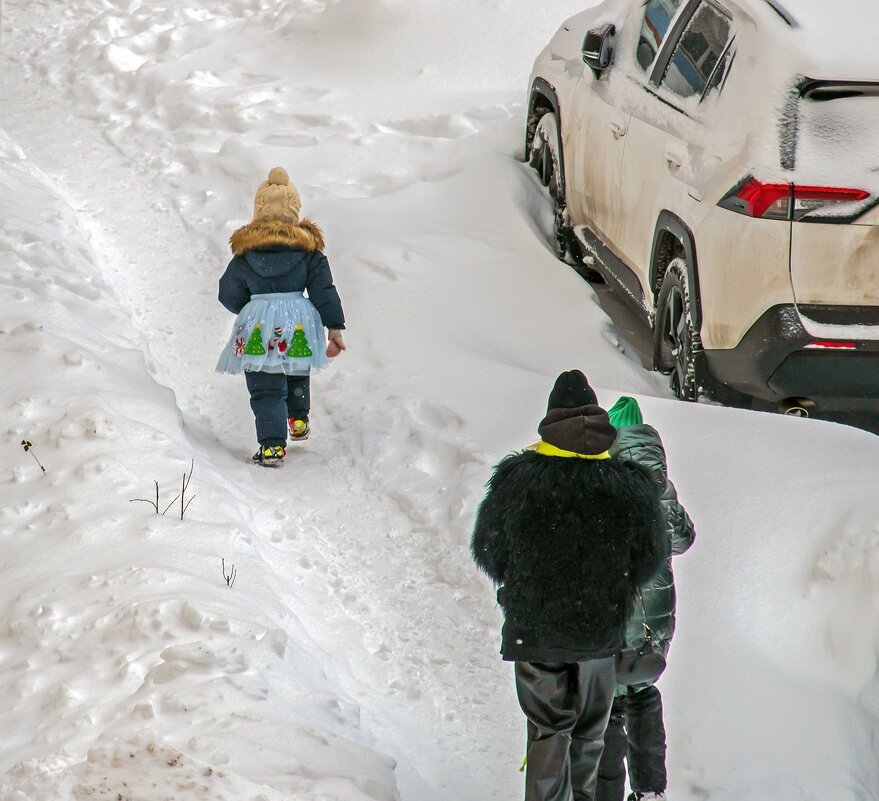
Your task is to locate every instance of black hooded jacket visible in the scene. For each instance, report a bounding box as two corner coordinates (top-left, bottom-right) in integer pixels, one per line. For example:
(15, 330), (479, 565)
(218, 219), (345, 329)
(471, 406), (665, 662)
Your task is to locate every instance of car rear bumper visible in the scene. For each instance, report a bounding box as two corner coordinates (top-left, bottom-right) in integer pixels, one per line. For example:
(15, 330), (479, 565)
(705, 304), (879, 411)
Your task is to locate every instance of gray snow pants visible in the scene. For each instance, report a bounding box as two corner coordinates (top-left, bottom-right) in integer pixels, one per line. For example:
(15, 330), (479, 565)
(515, 657), (617, 801)
(595, 685), (667, 801)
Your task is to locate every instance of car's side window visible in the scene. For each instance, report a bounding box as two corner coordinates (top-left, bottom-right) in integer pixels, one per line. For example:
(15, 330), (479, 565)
(660, 1), (732, 99)
(702, 41), (733, 98)
(636, 0), (685, 72)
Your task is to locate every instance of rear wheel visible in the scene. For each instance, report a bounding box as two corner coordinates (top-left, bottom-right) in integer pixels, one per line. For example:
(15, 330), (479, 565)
(653, 258), (702, 401)
(528, 112), (567, 257)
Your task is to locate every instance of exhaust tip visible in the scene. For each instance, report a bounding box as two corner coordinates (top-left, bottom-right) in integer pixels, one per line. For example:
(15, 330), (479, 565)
(779, 398), (816, 418)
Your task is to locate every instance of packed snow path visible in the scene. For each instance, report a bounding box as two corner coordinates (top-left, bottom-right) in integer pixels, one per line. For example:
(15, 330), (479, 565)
(3, 2), (879, 801)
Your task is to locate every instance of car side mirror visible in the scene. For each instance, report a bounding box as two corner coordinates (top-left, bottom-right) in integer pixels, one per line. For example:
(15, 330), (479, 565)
(582, 23), (616, 79)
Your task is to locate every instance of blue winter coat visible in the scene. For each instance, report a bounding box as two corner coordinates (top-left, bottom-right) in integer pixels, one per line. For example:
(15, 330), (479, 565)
(218, 219), (345, 329)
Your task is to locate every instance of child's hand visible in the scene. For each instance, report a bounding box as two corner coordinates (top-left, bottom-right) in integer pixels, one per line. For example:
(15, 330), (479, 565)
(326, 330), (346, 358)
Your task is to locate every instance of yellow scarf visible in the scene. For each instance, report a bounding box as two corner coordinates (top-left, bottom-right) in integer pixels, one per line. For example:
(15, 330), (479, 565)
(533, 440), (610, 460)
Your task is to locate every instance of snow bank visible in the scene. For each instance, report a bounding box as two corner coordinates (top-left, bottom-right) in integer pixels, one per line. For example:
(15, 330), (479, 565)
(0, 131), (398, 800)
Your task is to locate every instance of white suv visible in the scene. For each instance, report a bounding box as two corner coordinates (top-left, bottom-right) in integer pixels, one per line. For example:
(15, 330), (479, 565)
(527, 0), (879, 421)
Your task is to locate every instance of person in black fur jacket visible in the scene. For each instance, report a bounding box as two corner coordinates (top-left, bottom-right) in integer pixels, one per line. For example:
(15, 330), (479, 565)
(471, 370), (665, 801)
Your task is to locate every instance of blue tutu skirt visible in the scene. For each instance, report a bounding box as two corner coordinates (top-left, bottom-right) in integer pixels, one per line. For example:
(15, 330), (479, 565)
(216, 292), (329, 375)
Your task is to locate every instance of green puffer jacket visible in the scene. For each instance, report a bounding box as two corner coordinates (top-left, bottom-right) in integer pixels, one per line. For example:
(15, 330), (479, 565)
(610, 424), (695, 659)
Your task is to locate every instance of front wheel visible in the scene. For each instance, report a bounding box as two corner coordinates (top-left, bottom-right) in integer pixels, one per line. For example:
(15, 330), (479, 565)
(528, 112), (566, 257)
(653, 258), (702, 401)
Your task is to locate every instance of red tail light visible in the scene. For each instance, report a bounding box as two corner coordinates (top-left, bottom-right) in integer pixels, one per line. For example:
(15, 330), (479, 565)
(805, 340), (857, 350)
(721, 179), (869, 220)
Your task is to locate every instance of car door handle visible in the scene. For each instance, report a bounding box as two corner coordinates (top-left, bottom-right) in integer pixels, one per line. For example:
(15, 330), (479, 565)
(665, 146), (685, 170)
(610, 120), (627, 139)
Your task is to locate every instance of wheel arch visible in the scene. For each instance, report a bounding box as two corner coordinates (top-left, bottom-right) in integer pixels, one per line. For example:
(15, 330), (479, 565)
(527, 78), (567, 201)
(649, 211), (703, 330)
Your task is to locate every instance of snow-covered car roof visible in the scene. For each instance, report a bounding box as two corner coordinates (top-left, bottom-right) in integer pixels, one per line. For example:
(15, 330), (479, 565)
(580, 0), (879, 83)
(737, 0), (879, 81)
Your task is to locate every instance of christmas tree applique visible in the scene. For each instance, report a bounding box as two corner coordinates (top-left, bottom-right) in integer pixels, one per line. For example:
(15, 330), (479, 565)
(287, 324), (312, 358)
(243, 324), (267, 355)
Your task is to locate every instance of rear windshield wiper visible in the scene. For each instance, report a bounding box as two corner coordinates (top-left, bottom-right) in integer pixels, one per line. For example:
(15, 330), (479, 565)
(800, 79), (879, 102)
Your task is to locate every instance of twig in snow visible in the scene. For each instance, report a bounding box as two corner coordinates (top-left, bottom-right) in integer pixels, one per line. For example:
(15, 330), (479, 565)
(222, 558), (237, 588)
(130, 480), (161, 513)
(20, 440), (46, 475)
(130, 460), (195, 518)
(162, 459), (194, 520)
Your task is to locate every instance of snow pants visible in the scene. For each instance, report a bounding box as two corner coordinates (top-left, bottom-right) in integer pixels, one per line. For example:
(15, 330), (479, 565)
(595, 685), (667, 801)
(515, 658), (617, 801)
(245, 372), (310, 447)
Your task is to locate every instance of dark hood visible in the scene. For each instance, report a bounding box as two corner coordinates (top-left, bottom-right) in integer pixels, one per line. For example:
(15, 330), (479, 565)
(611, 424), (667, 481)
(243, 249), (305, 278)
(537, 404), (617, 455)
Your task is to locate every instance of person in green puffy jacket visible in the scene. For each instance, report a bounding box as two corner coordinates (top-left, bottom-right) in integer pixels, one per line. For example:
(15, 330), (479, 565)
(595, 396), (696, 801)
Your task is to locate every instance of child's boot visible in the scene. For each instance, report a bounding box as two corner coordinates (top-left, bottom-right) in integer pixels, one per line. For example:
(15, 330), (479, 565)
(289, 418), (310, 441)
(252, 445), (286, 465)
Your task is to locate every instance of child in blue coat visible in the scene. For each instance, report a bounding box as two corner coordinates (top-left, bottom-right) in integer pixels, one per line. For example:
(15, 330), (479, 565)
(216, 167), (346, 464)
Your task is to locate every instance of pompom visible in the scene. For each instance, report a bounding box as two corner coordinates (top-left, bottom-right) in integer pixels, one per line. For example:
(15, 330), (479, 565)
(267, 167), (289, 186)
(250, 168), (301, 223)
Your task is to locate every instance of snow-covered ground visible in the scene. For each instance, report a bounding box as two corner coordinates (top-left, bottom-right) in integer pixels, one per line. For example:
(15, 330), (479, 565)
(1, 2), (879, 800)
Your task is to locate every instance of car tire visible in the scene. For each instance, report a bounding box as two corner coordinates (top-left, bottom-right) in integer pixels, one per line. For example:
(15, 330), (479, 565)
(653, 257), (702, 401)
(529, 112), (567, 257)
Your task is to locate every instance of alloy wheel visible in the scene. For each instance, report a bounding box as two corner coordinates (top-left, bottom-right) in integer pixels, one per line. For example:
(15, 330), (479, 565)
(662, 284), (689, 397)
(653, 259), (700, 401)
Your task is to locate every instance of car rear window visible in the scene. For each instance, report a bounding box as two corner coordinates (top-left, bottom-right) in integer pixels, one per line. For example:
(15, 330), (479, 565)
(636, 0), (685, 71)
(661, 1), (732, 98)
(793, 84), (879, 200)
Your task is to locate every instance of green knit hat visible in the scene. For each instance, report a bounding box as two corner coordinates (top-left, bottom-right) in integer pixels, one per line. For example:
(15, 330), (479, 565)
(607, 396), (643, 428)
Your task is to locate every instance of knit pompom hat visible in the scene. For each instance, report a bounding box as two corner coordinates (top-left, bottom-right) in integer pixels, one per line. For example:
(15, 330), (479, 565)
(252, 167), (301, 224)
(607, 396), (643, 428)
(546, 369), (599, 412)
(538, 370), (616, 456)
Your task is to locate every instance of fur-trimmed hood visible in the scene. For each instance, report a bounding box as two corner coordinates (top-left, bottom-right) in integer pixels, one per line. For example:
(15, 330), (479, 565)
(218, 218), (345, 329)
(229, 219), (325, 256)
